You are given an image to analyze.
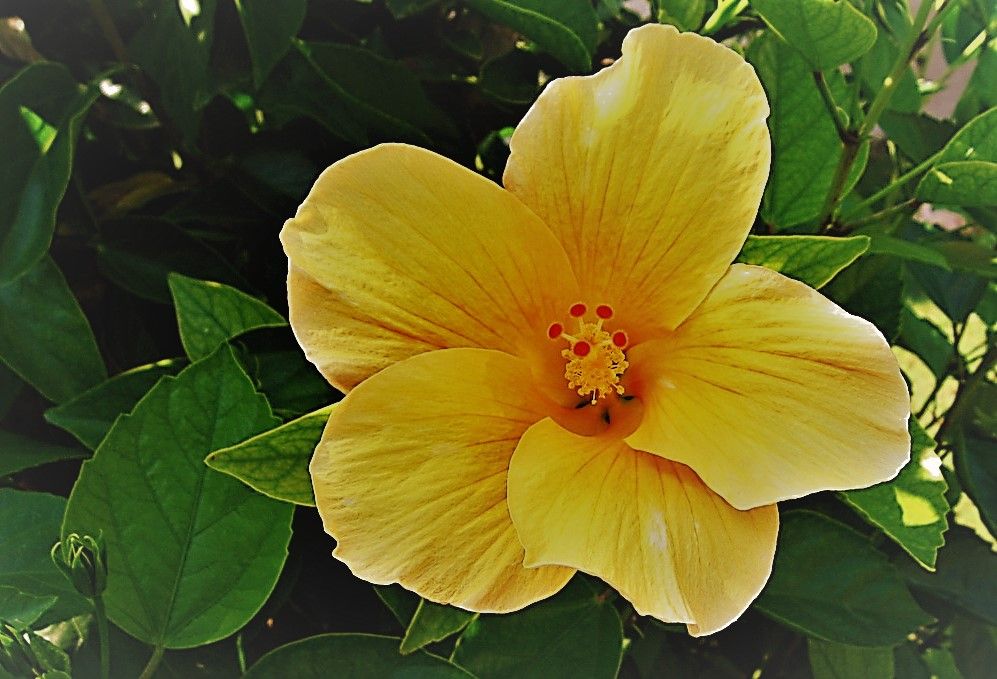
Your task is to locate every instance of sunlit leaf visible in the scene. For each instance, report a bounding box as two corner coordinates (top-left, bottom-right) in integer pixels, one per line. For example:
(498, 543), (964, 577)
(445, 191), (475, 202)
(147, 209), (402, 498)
(205, 405), (331, 506)
(0, 257), (106, 403)
(755, 511), (932, 646)
(736, 235), (869, 288)
(63, 346), (293, 648)
(917, 160), (997, 207)
(841, 420), (949, 570)
(749, 0), (878, 69)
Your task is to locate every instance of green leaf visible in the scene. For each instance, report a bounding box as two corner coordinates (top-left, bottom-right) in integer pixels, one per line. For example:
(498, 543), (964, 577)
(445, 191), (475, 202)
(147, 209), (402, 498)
(935, 106), (997, 165)
(234, 0), (306, 89)
(205, 405), (330, 506)
(399, 599), (475, 655)
(917, 161), (997, 207)
(463, 0), (598, 72)
(452, 578), (623, 679)
(243, 634), (474, 678)
(657, 0), (707, 30)
(0, 490), (90, 626)
(44, 359), (184, 450)
(479, 50), (541, 105)
(825, 255), (904, 339)
(249, 348), (335, 419)
(0, 431), (87, 478)
(868, 234), (951, 270)
(954, 433), (997, 538)
(808, 639), (895, 679)
(749, 0), (878, 69)
(386, 0), (441, 18)
(899, 308), (952, 379)
(749, 34), (869, 228)
(168, 273), (286, 361)
(841, 420), (949, 570)
(0, 587), (57, 628)
(130, 0), (217, 139)
(736, 235), (870, 288)
(755, 510), (932, 646)
(0, 256), (106, 403)
(859, 10), (921, 115)
(952, 616), (997, 679)
(62, 346), (293, 648)
(908, 263), (988, 324)
(0, 62), (97, 283)
(374, 585), (420, 627)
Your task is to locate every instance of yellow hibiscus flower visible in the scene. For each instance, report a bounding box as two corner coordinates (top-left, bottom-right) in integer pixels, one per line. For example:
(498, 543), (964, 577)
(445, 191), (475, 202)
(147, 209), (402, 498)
(280, 24), (911, 635)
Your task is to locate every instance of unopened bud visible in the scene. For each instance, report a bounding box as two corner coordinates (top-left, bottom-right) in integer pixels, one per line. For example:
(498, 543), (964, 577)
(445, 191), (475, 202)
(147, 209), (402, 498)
(51, 533), (107, 598)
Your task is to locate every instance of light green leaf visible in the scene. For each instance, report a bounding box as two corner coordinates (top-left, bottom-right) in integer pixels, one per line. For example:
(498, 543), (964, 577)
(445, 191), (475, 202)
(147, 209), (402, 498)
(168, 273), (286, 361)
(659, 0), (706, 30)
(463, 0), (598, 72)
(859, 5), (921, 115)
(0, 431), (87, 478)
(234, 0), (306, 88)
(0, 490), (90, 626)
(400, 599), (475, 655)
(452, 578), (623, 679)
(809, 638), (894, 679)
(936, 106), (997, 165)
(749, 0), (878, 69)
(736, 235), (870, 288)
(0, 63), (97, 283)
(842, 420), (949, 570)
(205, 405), (331, 506)
(44, 359), (184, 450)
(755, 511), (932, 646)
(917, 160), (997, 207)
(0, 257), (106, 403)
(0, 587), (57, 628)
(749, 34), (869, 228)
(62, 346), (293, 648)
(243, 634), (474, 678)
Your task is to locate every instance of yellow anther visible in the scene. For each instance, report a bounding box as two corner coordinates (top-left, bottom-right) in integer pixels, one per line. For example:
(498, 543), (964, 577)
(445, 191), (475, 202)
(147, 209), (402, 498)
(560, 321), (628, 404)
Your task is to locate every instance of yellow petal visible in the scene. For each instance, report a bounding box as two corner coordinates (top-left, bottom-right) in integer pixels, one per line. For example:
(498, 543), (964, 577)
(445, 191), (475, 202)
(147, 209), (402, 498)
(282, 143), (579, 392)
(626, 264), (911, 510)
(311, 347), (573, 612)
(507, 419), (778, 635)
(504, 24), (770, 337)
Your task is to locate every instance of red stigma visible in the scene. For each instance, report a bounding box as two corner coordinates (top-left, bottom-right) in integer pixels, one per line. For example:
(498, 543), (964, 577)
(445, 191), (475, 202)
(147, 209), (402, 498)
(596, 304), (614, 319)
(612, 331), (628, 348)
(572, 341), (591, 357)
(569, 303), (587, 318)
(547, 322), (564, 339)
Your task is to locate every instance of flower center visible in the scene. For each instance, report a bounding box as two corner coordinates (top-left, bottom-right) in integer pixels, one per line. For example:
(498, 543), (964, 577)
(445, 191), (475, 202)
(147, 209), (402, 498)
(547, 303), (630, 405)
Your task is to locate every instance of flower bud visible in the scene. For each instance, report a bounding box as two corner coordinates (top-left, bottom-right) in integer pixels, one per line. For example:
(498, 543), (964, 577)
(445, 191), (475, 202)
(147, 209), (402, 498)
(51, 533), (107, 598)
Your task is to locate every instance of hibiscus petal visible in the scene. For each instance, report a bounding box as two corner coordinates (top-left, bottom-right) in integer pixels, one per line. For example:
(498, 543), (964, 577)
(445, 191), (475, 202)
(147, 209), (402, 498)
(504, 24), (770, 338)
(626, 264), (911, 510)
(311, 347), (573, 612)
(282, 143), (579, 392)
(507, 419), (778, 635)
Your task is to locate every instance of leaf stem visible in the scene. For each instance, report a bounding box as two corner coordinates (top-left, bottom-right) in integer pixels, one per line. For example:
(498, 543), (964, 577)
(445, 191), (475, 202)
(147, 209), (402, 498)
(841, 198), (917, 230)
(842, 150), (942, 220)
(92, 595), (111, 679)
(138, 644), (165, 679)
(812, 71), (850, 142)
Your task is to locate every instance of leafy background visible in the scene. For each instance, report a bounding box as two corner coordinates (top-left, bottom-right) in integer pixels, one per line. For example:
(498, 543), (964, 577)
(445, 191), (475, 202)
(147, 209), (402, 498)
(0, 0), (994, 677)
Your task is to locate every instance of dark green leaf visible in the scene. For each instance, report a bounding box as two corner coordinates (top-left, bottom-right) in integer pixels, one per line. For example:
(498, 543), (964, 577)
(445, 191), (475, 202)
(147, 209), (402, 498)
(879, 112), (957, 163)
(463, 0), (598, 72)
(808, 638), (894, 679)
(130, 0), (217, 139)
(95, 217), (245, 303)
(0, 490), (90, 626)
(243, 633), (474, 678)
(841, 419), (949, 570)
(374, 585), (420, 627)
(0, 431), (87, 477)
(250, 349), (335, 418)
(749, 34), (869, 228)
(0, 256), (106, 403)
(737, 235), (869, 288)
(868, 234), (951, 270)
(908, 263), (988, 323)
(0, 587), (57, 628)
(749, 0), (878, 69)
(386, 0), (441, 18)
(479, 50), (540, 104)
(755, 510), (931, 646)
(934, 241), (997, 280)
(452, 578), (623, 679)
(899, 308), (952, 379)
(917, 160), (997, 207)
(234, 0), (306, 89)
(825, 255), (904, 339)
(44, 359), (184, 450)
(859, 22), (921, 115)
(954, 433), (997, 537)
(168, 273), (285, 361)
(62, 346), (293, 648)
(0, 62), (97, 283)
(399, 599), (475, 654)
(952, 615), (997, 679)
(205, 405), (330, 506)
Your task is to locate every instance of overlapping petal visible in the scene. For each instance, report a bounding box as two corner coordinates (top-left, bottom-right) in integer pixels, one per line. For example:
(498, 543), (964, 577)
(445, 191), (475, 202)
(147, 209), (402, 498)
(504, 24), (770, 338)
(626, 264), (911, 510)
(282, 143), (579, 392)
(310, 347), (573, 612)
(507, 419), (778, 635)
